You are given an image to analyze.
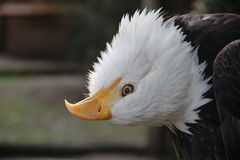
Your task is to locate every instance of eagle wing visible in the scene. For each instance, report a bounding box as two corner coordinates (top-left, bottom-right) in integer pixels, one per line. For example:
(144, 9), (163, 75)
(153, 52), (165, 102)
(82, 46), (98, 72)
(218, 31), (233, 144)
(213, 39), (240, 118)
(213, 39), (240, 159)
(172, 14), (240, 160)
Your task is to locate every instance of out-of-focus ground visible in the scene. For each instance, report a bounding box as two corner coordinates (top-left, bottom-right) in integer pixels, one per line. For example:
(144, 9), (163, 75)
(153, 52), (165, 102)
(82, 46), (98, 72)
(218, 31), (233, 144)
(0, 57), (148, 147)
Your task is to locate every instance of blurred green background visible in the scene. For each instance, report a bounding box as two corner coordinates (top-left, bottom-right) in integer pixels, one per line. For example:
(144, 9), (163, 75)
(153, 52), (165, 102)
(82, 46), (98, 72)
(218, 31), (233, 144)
(0, 0), (239, 160)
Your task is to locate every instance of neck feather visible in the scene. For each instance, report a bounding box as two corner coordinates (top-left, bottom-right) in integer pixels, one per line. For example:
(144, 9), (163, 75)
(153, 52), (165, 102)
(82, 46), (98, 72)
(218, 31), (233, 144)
(173, 51), (212, 134)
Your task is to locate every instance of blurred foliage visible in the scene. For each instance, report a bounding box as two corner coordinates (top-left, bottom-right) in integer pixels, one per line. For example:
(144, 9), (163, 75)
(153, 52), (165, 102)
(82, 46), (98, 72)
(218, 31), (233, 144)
(53, 0), (141, 61)
(194, 0), (240, 13)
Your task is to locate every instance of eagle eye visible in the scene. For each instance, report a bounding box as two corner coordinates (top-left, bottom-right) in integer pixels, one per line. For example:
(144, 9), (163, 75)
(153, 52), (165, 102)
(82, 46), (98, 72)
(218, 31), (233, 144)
(121, 84), (134, 97)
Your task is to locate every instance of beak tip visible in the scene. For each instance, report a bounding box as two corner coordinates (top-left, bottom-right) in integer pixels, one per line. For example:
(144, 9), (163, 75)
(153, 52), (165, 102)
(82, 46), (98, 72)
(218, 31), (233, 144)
(64, 99), (73, 112)
(64, 99), (68, 105)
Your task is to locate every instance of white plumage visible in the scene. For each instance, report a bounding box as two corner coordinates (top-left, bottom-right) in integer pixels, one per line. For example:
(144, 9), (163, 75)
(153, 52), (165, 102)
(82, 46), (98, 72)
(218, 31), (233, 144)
(87, 9), (211, 133)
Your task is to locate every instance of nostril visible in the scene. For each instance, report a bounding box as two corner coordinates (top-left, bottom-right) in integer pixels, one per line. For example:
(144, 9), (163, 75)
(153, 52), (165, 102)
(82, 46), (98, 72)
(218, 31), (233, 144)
(98, 106), (102, 112)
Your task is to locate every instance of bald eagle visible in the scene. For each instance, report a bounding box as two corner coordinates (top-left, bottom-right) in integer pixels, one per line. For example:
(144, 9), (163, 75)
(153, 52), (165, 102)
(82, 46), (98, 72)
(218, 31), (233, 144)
(65, 10), (240, 160)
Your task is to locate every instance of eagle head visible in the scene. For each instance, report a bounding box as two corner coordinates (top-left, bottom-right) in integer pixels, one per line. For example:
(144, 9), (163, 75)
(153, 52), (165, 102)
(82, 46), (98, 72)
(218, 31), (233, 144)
(65, 9), (211, 133)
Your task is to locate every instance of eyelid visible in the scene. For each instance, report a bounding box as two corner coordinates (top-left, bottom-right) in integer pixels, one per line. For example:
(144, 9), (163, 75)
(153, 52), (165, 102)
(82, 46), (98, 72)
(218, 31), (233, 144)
(121, 84), (134, 97)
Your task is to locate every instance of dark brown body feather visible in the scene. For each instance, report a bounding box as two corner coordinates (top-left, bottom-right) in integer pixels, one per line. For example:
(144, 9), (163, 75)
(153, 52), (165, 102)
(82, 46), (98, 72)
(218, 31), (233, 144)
(213, 39), (240, 160)
(169, 13), (240, 160)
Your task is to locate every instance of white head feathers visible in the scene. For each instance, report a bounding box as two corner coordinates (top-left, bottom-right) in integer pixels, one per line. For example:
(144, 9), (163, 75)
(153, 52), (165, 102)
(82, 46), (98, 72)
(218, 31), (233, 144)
(87, 9), (211, 134)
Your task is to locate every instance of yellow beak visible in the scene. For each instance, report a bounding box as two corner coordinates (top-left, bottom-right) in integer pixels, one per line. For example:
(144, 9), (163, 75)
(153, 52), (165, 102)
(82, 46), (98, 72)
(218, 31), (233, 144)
(64, 78), (122, 120)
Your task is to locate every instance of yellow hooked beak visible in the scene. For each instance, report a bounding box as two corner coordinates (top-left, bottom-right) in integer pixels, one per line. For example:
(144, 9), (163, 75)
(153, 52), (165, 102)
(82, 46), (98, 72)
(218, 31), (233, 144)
(65, 78), (122, 120)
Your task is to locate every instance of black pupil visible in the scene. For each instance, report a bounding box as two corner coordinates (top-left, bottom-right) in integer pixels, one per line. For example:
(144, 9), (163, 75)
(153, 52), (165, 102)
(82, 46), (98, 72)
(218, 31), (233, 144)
(125, 88), (130, 94)
(122, 84), (134, 97)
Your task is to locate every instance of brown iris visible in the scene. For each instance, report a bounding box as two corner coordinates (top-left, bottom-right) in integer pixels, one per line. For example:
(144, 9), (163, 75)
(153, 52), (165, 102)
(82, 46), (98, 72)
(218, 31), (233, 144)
(121, 84), (134, 97)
